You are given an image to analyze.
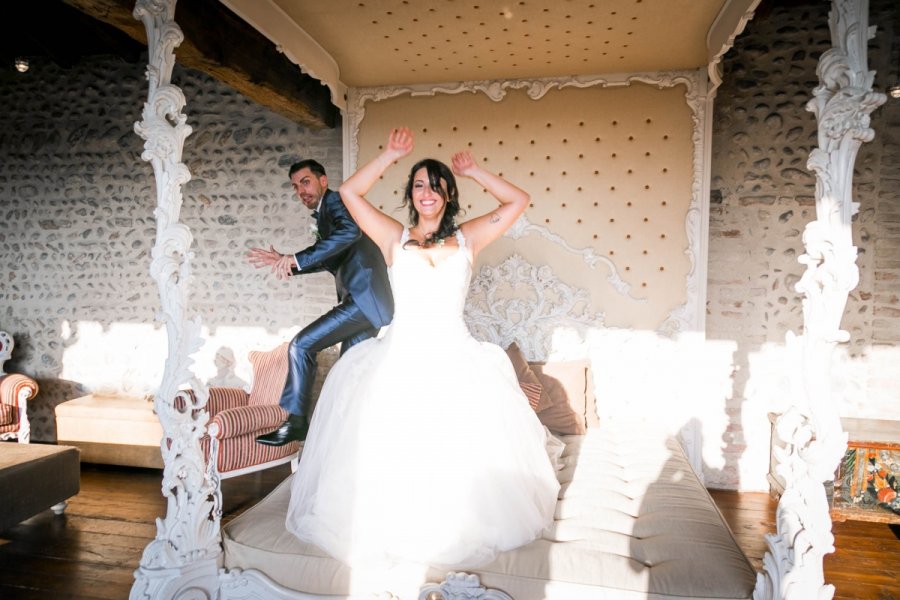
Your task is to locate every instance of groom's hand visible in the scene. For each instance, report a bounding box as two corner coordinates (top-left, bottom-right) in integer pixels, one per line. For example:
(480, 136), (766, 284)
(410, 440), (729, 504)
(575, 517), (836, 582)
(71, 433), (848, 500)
(248, 245), (294, 280)
(247, 245), (281, 268)
(272, 254), (296, 281)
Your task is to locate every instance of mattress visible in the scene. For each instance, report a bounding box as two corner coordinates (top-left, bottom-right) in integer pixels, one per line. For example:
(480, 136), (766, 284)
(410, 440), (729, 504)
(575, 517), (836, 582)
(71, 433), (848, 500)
(222, 427), (756, 599)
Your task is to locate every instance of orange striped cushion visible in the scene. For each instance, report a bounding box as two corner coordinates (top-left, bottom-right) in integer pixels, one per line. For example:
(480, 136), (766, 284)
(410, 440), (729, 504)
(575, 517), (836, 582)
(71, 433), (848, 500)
(178, 387), (248, 416)
(207, 387), (250, 415)
(519, 381), (543, 411)
(0, 373), (38, 407)
(504, 343), (549, 412)
(247, 343), (290, 407)
(0, 403), (16, 427)
(202, 433), (299, 473)
(209, 405), (288, 440)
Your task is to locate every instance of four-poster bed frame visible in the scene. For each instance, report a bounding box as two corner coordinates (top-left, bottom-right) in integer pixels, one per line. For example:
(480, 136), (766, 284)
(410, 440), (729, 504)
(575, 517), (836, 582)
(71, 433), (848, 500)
(126, 0), (886, 598)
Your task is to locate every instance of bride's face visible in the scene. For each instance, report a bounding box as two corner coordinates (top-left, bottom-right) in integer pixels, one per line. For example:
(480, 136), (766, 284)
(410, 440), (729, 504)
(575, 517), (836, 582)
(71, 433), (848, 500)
(411, 167), (448, 221)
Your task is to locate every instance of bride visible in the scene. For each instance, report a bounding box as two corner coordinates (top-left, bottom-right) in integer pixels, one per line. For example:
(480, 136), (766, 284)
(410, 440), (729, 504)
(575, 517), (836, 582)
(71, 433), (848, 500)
(286, 127), (561, 569)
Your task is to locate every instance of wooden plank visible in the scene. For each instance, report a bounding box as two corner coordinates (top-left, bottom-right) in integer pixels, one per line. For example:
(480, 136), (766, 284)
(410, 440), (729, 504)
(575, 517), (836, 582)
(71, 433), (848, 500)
(0, 558), (135, 591)
(62, 0), (338, 128)
(832, 502), (900, 525)
(710, 487), (900, 599)
(0, 575), (131, 600)
(0, 583), (116, 600)
(831, 581), (900, 600)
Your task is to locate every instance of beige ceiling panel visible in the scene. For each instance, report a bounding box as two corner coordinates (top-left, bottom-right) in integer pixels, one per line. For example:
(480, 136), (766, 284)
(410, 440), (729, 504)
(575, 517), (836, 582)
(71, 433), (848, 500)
(272, 0), (728, 86)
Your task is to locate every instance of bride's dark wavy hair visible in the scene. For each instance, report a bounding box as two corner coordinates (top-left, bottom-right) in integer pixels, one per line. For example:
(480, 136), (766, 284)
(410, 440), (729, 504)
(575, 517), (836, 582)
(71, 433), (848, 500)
(401, 158), (462, 243)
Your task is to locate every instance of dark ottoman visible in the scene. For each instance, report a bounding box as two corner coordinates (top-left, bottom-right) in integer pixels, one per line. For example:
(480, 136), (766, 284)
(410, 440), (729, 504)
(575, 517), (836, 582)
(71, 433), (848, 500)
(0, 443), (80, 532)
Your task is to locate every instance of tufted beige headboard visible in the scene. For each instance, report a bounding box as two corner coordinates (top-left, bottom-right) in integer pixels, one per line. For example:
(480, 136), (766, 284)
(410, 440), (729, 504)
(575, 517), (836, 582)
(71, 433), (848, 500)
(349, 74), (706, 359)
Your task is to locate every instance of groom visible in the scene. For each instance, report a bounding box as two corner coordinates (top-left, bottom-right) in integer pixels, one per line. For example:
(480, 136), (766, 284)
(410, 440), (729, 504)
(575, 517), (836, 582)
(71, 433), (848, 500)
(248, 159), (394, 445)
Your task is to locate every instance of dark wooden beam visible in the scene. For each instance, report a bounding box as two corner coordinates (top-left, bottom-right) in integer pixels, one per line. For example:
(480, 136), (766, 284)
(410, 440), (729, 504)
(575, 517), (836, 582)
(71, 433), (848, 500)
(62, 0), (339, 129)
(1, 2), (143, 69)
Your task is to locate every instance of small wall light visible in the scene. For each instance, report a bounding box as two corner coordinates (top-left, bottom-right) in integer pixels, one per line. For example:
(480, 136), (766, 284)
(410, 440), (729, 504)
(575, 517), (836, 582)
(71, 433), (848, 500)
(14, 58), (29, 73)
(888, 85), (900, 100)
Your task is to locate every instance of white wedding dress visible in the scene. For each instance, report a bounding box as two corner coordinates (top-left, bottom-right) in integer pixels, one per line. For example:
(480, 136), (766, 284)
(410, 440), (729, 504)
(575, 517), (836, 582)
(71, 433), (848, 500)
(286, 228), (561, 569)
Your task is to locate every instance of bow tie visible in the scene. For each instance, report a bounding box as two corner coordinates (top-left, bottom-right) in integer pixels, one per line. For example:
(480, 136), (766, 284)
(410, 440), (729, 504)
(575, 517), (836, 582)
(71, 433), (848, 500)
(311, 210), (319, 219)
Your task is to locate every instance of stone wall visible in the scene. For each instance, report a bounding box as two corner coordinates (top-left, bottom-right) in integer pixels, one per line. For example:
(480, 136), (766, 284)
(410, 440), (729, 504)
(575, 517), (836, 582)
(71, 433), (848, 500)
(708, 0), (899, 489)
(0, 55), (343, 441)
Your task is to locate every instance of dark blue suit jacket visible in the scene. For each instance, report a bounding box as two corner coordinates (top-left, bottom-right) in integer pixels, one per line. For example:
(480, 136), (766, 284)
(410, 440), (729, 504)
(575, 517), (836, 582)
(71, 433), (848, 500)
(292, 189), (394, 329)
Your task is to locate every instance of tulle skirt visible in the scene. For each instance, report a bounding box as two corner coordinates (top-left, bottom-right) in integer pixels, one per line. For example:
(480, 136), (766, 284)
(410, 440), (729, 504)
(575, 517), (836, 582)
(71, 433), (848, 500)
(285, 326), (561, 569)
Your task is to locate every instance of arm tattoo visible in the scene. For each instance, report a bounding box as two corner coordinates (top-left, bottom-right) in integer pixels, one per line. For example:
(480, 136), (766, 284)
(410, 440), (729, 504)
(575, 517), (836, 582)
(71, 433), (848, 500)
(489, 212), (501, 224)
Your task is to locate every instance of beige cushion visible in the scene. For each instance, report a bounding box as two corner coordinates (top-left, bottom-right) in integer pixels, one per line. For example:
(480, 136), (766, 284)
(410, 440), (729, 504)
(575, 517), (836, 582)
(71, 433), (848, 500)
(222, 423), (755, 599)
(504, 343), (546, 411)
(56, 394), (162, 447)
(531, 360), (599, 435)
(247, 343), (290, 407)
(54, 393), (164, 468)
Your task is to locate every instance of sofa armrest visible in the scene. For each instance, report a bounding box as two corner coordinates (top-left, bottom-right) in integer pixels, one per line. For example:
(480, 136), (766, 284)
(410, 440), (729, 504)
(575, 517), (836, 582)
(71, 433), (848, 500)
(179, 386), (249, 417)
(206, 387), (250, 416)
(0, 373), (38, 408)
(208, 404), (288, 440)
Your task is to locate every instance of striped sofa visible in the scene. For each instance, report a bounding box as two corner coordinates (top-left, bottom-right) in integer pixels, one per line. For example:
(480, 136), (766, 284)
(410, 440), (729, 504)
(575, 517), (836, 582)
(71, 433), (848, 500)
(203, 342), (301, 478)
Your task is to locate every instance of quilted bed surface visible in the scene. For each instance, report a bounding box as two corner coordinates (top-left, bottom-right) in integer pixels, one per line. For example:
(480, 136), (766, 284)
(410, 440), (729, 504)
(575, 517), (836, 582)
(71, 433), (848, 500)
(223, 426), (756, 599)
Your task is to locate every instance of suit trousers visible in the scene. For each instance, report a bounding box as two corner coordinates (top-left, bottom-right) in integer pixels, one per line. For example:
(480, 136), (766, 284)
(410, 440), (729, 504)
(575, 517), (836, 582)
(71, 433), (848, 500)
(279, 299), (379, 417)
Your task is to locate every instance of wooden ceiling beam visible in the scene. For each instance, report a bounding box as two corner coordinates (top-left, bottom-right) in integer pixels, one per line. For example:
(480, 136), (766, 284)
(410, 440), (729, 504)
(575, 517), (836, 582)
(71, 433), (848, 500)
(62, 0), (339, 129)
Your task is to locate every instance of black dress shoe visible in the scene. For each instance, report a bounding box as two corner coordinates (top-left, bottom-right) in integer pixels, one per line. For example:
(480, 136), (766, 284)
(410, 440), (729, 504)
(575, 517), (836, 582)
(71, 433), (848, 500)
(256, 414), (309, 446)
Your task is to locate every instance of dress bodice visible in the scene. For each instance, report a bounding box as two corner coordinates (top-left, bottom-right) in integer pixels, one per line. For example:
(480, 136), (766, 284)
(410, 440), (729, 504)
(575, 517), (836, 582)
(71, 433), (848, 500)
(388, 228), (472, 337)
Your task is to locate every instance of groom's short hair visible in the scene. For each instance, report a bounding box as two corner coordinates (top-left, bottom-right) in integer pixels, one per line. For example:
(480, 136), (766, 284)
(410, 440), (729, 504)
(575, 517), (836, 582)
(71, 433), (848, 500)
(289, 159), (327, 179)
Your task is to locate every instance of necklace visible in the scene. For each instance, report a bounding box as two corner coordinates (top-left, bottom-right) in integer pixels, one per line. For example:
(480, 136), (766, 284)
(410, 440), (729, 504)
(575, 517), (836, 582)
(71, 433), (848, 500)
(405, 230), (445, 248)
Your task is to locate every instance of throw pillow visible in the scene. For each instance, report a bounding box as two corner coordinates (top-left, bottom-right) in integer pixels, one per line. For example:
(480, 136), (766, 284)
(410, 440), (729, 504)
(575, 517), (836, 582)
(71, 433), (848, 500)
(530, 360), (597, 435)
(247, 342), (290, 407)
(504, 342), (547, 412)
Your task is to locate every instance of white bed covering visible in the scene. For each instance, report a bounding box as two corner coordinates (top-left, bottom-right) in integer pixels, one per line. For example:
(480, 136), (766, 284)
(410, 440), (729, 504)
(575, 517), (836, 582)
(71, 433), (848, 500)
(222, 426), (756, 599)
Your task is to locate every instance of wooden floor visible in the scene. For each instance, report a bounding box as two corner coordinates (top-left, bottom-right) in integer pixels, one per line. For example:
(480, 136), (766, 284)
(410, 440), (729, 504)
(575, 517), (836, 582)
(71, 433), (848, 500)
(709, 489), (899, 600)
(0, 462), (897, 599)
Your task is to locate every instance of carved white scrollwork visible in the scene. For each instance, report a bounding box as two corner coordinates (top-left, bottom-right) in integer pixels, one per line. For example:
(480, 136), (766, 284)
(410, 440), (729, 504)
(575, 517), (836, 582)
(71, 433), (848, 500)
(754, 1), (886, 599)
(504, 214), (643, 301)
(218, 568), (403, 600)
(419, 572), (513, 600)
(465, 254), (604, 360)
(130, 1), (220, 599)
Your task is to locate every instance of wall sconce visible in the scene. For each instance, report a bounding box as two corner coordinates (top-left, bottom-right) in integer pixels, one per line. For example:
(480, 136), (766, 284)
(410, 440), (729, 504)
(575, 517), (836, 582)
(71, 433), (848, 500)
(889, 45), (900, 100)
(14, 58), (29, 73)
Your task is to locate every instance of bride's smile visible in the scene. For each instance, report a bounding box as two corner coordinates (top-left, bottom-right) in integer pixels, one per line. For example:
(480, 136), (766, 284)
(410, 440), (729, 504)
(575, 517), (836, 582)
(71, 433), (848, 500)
(411, 167), (448, 219)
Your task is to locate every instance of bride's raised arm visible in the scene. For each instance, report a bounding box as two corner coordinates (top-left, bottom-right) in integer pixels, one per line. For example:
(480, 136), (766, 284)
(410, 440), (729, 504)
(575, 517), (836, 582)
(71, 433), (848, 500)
(453, 151), (530, 257)
(338, 128), (413, 263)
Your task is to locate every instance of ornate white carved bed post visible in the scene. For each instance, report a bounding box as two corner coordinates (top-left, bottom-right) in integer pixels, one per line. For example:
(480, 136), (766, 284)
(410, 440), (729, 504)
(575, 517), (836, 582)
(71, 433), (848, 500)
(754, 0), (886, 598)
(130, 1), (221, 598)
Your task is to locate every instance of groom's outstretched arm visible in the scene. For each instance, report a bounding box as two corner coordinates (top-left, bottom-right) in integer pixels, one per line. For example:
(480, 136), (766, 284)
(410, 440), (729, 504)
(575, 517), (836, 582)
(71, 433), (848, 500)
(292, 191), (362, 274)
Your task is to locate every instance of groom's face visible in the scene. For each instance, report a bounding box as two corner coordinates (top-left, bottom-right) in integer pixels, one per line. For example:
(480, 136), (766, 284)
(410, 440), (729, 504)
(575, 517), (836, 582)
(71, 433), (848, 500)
(291, 167), (328, 211)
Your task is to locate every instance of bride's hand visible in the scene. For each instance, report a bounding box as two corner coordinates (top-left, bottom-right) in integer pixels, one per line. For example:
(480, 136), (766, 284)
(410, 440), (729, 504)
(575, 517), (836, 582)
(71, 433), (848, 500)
(385, 127), (414, 161)
(451, 151), (478, 178)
